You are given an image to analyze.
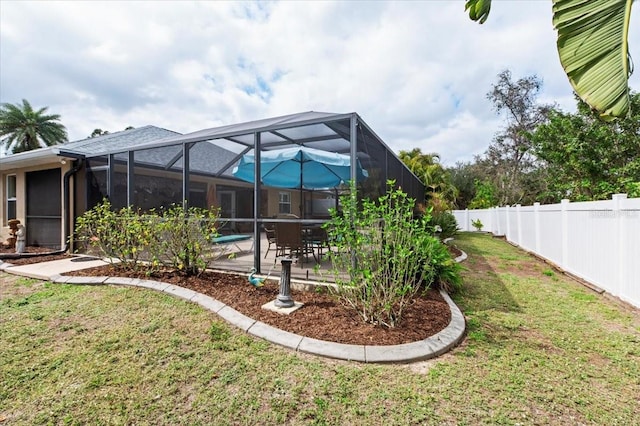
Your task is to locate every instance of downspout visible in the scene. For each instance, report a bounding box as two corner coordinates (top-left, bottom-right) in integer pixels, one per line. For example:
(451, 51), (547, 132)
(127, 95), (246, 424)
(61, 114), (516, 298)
(63, 158), (84, 252)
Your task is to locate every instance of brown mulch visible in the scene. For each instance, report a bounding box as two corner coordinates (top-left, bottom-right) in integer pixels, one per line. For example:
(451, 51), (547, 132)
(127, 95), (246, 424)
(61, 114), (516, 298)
(0, 245), (70, 265)
(2, 244), (459, 346)
(448, 245), (463, 258)
(0, 245), (57, 254)
(65, 264), (451, 346)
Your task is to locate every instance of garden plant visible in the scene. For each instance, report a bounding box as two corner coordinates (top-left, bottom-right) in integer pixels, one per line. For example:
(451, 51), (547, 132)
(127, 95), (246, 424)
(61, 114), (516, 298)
(425, 210), (459, 241)
(75, 200), (221, 276)
(74, 200), (153, 271)
(325, 182), (461, 328)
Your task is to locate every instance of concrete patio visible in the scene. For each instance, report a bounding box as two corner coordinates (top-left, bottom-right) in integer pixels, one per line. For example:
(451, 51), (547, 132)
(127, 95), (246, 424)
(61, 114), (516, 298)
(210, 231), (342, 284)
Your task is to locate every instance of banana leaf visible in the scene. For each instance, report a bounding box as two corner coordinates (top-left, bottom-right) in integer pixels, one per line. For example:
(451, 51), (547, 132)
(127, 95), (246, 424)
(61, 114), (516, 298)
(553, 0), (633, 120)
(466, 0), (634, 120)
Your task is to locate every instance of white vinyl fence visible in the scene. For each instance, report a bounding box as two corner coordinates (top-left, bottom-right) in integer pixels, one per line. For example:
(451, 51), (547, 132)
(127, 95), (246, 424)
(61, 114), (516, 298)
(453, 194), (640, 309)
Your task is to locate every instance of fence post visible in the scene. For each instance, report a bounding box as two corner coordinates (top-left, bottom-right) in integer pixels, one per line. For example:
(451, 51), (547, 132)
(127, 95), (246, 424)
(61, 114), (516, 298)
(486, 207), (494, 234)
(612, 193), (627, 298)
(505, 205), (511, 242)
(492, 207), (498, 235)
(464, 209), (470, 232)
(534, 202), (541, 254)
(516, 204), (522, 247)
(561, 199), (569, 270)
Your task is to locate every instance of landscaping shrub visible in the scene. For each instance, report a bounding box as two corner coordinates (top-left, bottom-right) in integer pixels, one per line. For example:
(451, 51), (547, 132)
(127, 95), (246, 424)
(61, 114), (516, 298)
(425, 210), (459, 241)
(75, 200), (221, 275)
(75, 200), (153, 271)
(472, 218), (484, 231)
(146, 204), (220, 276)
(325, 182), (462, 328)
(422, 237), (462, 293)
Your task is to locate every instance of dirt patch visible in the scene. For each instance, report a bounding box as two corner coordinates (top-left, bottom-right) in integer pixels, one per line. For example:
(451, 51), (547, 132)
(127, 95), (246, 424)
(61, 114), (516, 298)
(63, 264), (452, 346)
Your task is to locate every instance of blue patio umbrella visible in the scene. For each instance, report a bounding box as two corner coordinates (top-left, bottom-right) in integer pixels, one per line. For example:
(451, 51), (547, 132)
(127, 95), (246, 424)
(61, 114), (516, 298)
(232, 146), (368, 189)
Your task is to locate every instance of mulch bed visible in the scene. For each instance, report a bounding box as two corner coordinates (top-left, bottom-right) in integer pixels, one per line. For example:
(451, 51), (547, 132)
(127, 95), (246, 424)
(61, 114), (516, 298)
(0, 245), (56, 255)
(0, 245), (70, 265)
(448, 245), (463, 258)
(64, 265), (451, 346)
(3, 244), (460, 346)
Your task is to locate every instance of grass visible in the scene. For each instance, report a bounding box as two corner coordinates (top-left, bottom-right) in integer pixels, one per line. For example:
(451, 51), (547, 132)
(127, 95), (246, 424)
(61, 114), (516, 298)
(1, 233), (639, 425)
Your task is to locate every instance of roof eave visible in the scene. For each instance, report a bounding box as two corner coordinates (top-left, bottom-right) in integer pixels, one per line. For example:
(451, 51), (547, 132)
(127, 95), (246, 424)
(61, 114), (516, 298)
(0, 147), (77, 171)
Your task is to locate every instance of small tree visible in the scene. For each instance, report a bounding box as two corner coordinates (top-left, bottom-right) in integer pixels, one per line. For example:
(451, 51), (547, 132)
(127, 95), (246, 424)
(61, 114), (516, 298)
(468, 179), (498, 209)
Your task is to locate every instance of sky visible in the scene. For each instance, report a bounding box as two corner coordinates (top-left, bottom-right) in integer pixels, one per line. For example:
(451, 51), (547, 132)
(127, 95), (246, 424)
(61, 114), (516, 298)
(1, 1), (638, 165)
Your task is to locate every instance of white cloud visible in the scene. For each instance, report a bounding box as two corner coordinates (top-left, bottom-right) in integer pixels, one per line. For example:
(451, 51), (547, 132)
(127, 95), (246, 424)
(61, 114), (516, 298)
(1, 0), (638, 163)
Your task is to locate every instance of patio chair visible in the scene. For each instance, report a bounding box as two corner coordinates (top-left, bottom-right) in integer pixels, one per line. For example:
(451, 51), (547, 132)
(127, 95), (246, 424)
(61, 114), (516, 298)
(264, 225), (277, 259)
(305, 226), (329, 262)
(274, 222), (313, 267)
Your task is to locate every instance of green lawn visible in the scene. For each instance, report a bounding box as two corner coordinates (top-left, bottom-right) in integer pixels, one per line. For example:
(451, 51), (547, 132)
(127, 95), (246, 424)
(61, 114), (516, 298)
(1, 233), (638, 425)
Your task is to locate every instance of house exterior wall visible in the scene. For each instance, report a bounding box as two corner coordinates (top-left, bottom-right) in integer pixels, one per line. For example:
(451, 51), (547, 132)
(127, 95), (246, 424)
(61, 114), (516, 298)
(1, 162), (69, 248)
(265, 189), (297, 217)
(0, 173), (8, 242)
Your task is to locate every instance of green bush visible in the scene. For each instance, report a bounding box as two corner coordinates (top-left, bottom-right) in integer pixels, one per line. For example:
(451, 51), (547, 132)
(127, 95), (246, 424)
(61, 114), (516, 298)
(75, 200), (221, 275)
(75, 200), (153, 271)
(423, 237), (463, 293)
(425, 210), (459, 241)
(325, 182), (461, 328)
(146, 204), (220, 276)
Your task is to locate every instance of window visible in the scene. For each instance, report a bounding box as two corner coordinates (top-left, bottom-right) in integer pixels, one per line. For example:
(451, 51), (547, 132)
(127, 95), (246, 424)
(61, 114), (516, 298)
(6, 175), (16, 221)
(278, 191), (291, 214)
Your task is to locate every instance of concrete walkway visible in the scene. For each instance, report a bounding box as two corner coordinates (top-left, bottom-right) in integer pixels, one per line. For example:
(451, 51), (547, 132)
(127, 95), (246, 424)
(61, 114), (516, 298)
(0, 254), (467, 364)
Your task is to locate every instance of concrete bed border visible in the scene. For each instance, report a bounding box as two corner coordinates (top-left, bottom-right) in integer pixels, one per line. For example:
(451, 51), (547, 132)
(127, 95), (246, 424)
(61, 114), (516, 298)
(1, 245), (468, 364)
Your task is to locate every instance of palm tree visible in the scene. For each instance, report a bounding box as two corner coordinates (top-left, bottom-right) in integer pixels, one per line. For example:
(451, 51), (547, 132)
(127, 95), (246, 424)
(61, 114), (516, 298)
(0, 99), (68, 154)
(466, 0), (635, 120)
(399, 148), (458, 209)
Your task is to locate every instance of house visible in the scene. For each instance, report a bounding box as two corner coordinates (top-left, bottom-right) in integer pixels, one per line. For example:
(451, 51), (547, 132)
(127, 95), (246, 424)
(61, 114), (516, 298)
(0, 126), (181, 248)
(1, 112), (425, 272)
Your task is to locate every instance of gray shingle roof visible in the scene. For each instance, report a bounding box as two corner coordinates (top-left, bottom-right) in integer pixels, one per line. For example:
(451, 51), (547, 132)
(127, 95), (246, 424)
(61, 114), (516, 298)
(59, 125), (181, 157)
(124, 140), (239, 177)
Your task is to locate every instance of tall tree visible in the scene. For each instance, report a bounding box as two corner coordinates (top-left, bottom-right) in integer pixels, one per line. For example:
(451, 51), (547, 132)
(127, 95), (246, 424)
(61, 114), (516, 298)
(447, 162), (488, 210)
(0, 99), (68, 154)
(466, 0), (635, 120)
(532, 92), (640, 201)
(479, 70), (552, 205)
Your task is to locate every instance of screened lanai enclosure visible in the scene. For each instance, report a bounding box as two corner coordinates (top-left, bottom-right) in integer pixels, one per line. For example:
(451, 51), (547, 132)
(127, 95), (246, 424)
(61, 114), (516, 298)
(65, 112), (425, 278)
